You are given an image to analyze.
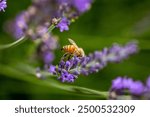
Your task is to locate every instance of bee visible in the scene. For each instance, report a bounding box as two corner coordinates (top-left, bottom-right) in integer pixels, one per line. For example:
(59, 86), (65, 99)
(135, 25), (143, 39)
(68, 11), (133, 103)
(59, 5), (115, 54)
(61, 38), (85, 60)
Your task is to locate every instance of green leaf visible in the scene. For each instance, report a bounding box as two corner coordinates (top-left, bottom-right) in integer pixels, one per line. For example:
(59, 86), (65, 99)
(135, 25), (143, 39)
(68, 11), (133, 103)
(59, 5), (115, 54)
(0, 63), (109, 98)
(0, 36), (26, 50)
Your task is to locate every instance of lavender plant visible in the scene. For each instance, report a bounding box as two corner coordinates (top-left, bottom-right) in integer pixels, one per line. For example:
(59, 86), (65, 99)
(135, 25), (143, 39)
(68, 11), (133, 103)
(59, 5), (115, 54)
(49, 41), (138, 82)
(0, 0), (7, 12)
(109, 76), (150, 100)
(7, 0), (93, 39)
(0, 0), (149, 100)
(2, 0), (93, 65)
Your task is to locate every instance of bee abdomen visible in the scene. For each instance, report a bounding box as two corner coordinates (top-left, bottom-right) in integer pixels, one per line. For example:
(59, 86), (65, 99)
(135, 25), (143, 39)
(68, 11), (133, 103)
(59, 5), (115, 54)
(63, 45), (75, 53)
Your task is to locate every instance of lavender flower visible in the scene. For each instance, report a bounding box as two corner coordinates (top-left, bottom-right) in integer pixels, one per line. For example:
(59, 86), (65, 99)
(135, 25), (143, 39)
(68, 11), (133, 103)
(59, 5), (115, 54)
(57, 0), (92, 14)
(7, 0), (93, 39)
(37, 34), (58, 65)
(144, 76), (150, 99)
(56, 17), (70, 32)
(0, 0), (7, 12)
(13, 12), (28, 39)
(110, 76), (150, 99)
(5, 0), (93, 65)
(49, 65), (56, 75)
(42, 51), (54, 64)
(112, 77), (124, 90)
(146, 76), (150, 89)
(129, 81), (145, 95)
(111, 77), (144, 95)
(73, 0), (92, 13)
(49, 41), (138, 83)
(101, 41), (138, 63)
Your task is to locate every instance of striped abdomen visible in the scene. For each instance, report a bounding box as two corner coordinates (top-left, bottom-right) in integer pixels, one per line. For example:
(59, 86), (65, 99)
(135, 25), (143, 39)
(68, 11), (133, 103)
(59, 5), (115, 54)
(62, 45), (77, 54)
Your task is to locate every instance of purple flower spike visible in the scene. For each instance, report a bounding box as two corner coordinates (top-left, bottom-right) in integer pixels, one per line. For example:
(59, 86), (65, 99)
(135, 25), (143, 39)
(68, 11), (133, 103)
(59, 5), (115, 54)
(7, 0), (93, 37)
(143, 76), (150, 99)
(146, 76), (150, 89)
(129, 81), (144, 95)
(58, 70), (76, 83)
(110, 76), (146, 98)
(37, 34), (58, 65)
(7, 12), (27, 39)
(73, 0), (92, 13)
(107, 41), (138, 62)
(112, 77), (135, 90)
(112, 77), (124, 90)
(50, 41), (138, 83)
(0, 0), (7, 12)
(56, 17), (70, 32)
(49, 65), (56, 75)
(43, 52), (54, 64)
(65, 61), (71, 70)
(122, 78), (134, 89)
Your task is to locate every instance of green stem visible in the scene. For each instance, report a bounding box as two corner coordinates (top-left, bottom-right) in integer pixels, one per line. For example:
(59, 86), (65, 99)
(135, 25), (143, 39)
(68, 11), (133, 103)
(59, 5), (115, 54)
(19, 64), (108, 98)
(59, 85), (109, 98)
(0, 21), (58, 50)
(0, 63), (109, 99)
(47, 18), (61, 33)
(47, 24), (56, 33)
(0, 36), (26, 50)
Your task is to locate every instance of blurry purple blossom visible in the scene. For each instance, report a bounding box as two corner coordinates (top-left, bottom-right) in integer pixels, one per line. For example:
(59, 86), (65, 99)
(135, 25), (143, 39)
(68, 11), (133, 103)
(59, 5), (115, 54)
(146, 76), (150, 89)
(49, 41), (138, 83)
(37, 34), (58, 65)
(13, 12), (27, 39)
(57, 0), (92, 14)
(4, 0), (93, 66)
(56, 17), (70, 32)
(6, 0), (93, 39)
(110, 76), (150, 99)
(49, 65), (56, 75)
(111, 77), (145, 95)
(100, 41), (138, 63)
(143, 76), (150, 99)
(42, 51), (54, 64)
(112, 77), (124, 90)
(0, 0), (7, 12)
(129, 81), (144, 95)
(73, 0), (92, 13)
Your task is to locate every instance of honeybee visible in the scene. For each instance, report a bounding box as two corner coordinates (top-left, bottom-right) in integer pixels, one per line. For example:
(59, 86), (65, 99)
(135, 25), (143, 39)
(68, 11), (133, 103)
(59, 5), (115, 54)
(61, 38), (85, 60)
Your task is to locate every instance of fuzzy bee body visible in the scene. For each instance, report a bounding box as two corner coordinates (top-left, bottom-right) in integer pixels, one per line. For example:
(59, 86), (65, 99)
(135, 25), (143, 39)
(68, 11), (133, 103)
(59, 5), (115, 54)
(61, 39), (85, 59)
(62, 45), (77, 54)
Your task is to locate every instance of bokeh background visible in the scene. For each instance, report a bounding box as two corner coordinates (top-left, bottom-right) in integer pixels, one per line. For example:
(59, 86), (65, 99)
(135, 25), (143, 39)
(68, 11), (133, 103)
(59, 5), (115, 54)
(0, 0), (150, 99)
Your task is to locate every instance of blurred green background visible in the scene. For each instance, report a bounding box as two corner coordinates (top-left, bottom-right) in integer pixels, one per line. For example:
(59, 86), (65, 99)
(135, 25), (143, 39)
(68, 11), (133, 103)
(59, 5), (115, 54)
(0, 0), (150, 99)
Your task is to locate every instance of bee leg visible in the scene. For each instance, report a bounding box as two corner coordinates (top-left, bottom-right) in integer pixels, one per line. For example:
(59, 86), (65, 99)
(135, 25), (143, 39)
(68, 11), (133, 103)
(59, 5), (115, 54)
(61, 53), (69, 61)
(61, 53), (74, 61)
(68, 54), (73, 60)
(64, 53), (68, 57)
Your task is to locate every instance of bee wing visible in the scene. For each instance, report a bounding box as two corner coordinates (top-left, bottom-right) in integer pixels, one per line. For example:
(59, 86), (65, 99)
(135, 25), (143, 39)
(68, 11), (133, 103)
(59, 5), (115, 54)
(68, 38), (79, 48)
(80, 48), (85, 57)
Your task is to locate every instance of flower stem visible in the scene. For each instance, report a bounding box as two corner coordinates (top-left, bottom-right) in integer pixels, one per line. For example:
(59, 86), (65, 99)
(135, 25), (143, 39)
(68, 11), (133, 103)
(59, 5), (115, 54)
(0, 36), (26, 50)
(0, 18), (61, 50)
(47, 18), (61, 33)
(67, 86), (109, 98)
(47, 24), (56, 33)
(0, 63), (109, 99)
